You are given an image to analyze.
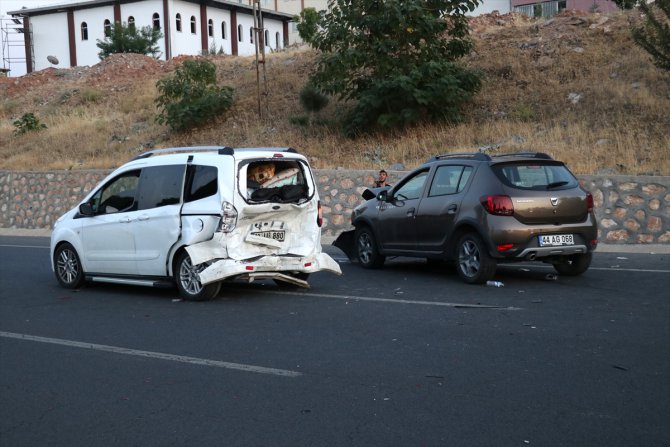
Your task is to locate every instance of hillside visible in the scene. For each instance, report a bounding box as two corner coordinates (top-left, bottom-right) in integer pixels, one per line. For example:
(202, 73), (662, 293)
(0, 9), (668, 175)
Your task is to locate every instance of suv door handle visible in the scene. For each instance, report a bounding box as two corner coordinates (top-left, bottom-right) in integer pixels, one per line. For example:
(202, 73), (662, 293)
(447, 204), (458, 214)
(118, 216), (131, 223)
(138, 215), (150, 221)
(406, 207), (415, 217)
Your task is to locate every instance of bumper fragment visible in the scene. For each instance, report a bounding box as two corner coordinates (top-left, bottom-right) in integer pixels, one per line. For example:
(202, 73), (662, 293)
(198, 252), (342, 285)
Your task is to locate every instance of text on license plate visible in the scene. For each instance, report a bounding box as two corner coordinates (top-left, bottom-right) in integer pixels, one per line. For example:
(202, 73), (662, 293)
(251, 230), (285, 242)
(539, 234), (574, 246)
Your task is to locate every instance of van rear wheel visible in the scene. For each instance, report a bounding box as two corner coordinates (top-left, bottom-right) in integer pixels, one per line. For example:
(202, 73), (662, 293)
(175, 251), (221, 301)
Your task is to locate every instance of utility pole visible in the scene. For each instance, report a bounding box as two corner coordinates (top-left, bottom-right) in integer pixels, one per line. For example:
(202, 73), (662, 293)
(253, 0), (268, 119)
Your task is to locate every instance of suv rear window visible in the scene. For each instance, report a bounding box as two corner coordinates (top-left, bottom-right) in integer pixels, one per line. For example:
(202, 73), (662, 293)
(492, 163), (577, 190)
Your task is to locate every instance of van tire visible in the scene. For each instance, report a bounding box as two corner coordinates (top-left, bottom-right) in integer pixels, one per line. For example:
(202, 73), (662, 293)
(175, 251), (221, 301)
(54, 242), (85, 289)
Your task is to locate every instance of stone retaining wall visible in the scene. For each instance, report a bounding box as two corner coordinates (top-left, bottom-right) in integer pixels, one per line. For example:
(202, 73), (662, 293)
(1, 169), (669, 244)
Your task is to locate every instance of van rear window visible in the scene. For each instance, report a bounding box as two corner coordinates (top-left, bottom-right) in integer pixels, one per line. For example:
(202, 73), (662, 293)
(492, 163), (577, 190)
(243, 160), (309, 203)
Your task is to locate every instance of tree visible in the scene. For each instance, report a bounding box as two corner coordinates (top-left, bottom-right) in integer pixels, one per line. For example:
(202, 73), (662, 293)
(96, 22), (162, 60)
(155, 59), (234, 131)
(631, 0), (670, 72)
(305, 0), (483, 136)
(294, 7), (322, 43)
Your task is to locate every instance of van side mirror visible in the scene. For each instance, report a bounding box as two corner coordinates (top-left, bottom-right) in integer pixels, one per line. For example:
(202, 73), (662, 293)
(377, 190), (388, 201)
(79, 203), (94, 216)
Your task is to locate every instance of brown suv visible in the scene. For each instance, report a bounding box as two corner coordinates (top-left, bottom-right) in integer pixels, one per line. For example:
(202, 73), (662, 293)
(334, 152), (598, 284)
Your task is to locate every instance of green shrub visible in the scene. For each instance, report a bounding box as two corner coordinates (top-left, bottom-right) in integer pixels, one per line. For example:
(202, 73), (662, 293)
(13, 112), (47, 135)
(155, 59), (234, 131)
(299, 84), (329, 113)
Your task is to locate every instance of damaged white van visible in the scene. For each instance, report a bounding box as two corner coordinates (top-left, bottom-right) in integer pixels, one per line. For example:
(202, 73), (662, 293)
(50, 147), (341, 300)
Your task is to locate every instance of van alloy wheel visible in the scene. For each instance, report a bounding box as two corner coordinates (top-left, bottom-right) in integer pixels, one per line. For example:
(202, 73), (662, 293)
(175, 251), (221, 301)
(54, 243), (85, 289)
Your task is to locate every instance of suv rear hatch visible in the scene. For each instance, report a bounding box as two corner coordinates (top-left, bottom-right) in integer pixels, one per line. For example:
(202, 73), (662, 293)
(491, 161), (590, 225)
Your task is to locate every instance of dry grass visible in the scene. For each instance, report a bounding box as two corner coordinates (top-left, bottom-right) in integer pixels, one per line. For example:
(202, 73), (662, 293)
(0, 10), (668, 175)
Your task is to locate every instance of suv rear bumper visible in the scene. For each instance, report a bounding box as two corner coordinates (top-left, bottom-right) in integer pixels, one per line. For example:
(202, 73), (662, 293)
(197, 253), (342, 285)
(516, 245), (589, 260)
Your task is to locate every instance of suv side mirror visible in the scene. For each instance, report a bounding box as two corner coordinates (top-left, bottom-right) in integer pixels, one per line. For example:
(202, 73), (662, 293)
(377, 190), (388, 201)
(79, 203), (94, 216)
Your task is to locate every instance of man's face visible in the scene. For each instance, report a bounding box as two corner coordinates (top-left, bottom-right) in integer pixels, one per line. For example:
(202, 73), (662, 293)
(379, 172), (387, 180)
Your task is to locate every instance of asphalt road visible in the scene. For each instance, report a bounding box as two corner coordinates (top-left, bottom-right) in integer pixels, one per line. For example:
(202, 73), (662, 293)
(1, 236), (669, 447)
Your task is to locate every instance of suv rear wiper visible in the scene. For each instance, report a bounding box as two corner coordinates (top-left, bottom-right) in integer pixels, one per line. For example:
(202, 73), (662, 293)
(546, 181), (569, 189)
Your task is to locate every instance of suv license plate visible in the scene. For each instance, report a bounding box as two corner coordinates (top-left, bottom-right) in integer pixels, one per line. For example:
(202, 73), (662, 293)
(539, 234), (574, 247)
(251, 230), (285, 242)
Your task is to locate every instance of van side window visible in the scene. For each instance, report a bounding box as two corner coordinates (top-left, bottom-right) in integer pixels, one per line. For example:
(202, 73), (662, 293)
(186, 165), (218, 202)
(93, 170), (141, 214)
(136, 165), (185, 210)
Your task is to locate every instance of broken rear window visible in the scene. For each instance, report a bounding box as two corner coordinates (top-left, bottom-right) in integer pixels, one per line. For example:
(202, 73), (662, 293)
(242, 160), (311, 203)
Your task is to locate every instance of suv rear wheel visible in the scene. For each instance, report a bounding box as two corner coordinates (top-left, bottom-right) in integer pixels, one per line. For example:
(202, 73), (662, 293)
(355, 227), (385, 268)
(175, 251), (221, 301)
(456, 233), (497, 284)
(552, 253), (592, 276)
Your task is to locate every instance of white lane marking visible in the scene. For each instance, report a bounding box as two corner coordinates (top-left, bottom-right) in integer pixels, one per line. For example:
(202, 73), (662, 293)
(239, 289), (521, 310)
(0, 244), (49, 249)
(0, 331), (301, 378)
(503, 264), (670, 274)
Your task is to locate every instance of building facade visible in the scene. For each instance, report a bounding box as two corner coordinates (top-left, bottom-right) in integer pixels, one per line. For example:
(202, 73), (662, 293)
(8, 0), (293, 74)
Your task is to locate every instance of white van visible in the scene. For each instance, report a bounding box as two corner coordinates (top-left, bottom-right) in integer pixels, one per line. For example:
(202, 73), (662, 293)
(50, 147), (341, 300)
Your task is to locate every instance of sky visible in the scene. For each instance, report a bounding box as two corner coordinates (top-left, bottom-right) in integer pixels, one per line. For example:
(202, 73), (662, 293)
(1, 0), (80, 76)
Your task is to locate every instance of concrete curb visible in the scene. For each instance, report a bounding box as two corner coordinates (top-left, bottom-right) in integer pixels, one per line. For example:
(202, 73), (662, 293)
(5, 228), (668, 254)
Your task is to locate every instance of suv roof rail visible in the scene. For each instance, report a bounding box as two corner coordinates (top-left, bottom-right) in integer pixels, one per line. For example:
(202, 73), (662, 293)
(130, 146), (299, 161)
(426, 152), (492, 163)
(492, 152), (554, 160)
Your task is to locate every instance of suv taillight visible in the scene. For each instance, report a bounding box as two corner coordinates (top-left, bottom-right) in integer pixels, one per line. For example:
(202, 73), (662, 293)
(481, 195), (514, 216)
(586, 193), (594, 212)
(317, 200), (323, 227)
(218, 201), (238, 232)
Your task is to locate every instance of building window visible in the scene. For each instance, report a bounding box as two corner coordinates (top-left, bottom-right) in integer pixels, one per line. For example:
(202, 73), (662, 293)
(238, 24), (243, 42)
(153, 13), (160, 30)
(264, 30), (269, 47)
(128, 16), (135, 30)
(208, 19), (213, 37)
(81, 22), (88, 41)
(190, 16), (196, 34)
(276, 32), (280, 49)
(176, 13), (182, 32)
(104, 19), (111, 37)
(221, 21), (227, 39)
(249, 27), (253, 44)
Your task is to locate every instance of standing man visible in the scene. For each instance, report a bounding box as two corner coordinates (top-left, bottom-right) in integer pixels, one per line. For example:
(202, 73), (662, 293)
(375, 170), (391, 187)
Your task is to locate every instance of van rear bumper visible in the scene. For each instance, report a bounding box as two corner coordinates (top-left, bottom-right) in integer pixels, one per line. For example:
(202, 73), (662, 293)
(198, 253), (342, 285)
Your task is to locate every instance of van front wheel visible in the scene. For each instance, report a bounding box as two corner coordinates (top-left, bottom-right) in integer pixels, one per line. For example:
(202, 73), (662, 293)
(175, 251), (221, 301)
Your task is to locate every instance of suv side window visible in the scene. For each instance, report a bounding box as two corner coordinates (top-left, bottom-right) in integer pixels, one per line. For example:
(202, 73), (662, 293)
(429, 165), (472, 197)
(394, 170), (429, 201)
(92, 170), (141, 214)
(185, 165), (218, 202)
(136, 165), (185, 210)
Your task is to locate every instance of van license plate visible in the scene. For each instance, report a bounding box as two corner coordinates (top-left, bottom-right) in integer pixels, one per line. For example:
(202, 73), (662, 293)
(539, 234), (574, 246)
(252, 230), (285, 242)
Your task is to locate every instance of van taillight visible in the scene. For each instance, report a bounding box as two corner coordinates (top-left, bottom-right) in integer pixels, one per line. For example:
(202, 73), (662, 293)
(481, 195), (514, 216)
(317, 200), (323, 227)
(586, 193), (594, 212)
